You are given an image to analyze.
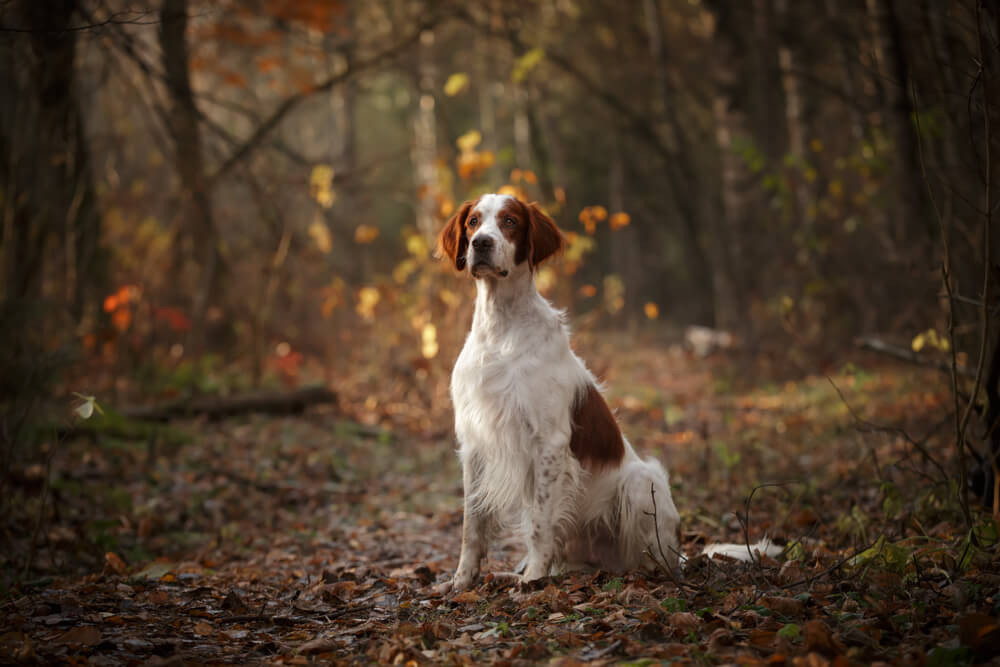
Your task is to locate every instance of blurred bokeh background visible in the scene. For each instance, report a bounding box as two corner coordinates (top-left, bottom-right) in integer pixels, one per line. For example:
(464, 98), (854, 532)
(0, 0), (993, 430)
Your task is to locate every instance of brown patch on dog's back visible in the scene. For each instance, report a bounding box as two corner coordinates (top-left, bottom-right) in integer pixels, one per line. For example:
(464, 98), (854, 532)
(570, 384), (625, 470)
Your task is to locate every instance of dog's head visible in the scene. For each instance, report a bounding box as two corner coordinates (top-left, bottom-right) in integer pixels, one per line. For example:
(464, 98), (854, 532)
(436, 194), (563, 279)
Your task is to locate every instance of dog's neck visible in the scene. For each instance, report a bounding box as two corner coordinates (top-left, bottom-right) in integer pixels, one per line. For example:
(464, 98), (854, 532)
(471, 265), (541, 336)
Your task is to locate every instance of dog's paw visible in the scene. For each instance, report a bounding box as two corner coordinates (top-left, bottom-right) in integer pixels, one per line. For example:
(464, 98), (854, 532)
(436, 573), (476, 595)
(521, 562), (549, 583)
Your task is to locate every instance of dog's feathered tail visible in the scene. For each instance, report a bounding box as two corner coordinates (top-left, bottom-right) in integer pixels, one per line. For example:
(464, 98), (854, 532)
(700, 537), (782, 562)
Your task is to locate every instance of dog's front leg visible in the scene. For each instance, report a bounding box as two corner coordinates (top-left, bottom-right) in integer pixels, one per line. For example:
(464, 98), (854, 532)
(440, 453), (492, 593)
(522, 439), (578, 582)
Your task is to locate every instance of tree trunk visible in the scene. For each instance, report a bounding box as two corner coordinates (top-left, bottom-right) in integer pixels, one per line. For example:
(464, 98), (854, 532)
(413, 29), (438, 242)
(866, 0), (931, 245)
(710, 96), (748, 332)
(775, 0), (810, 226)
(643, 0), (719, 325)
(160, 0), (222, 353)
(0, 0), (101, 320)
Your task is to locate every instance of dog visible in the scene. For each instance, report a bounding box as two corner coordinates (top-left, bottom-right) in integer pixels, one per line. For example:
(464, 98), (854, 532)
(436, 194), (775, 592)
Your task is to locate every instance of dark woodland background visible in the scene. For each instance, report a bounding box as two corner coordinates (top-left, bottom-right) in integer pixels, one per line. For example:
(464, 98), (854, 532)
(2, 1), (1000, 664)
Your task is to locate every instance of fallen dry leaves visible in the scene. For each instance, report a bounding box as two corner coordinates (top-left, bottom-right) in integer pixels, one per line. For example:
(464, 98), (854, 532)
(2, 341), (999, 663)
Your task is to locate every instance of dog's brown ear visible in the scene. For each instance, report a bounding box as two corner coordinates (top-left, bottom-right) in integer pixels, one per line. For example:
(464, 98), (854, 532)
(526, 202), (564, 268)
(436, 200), (474, 271)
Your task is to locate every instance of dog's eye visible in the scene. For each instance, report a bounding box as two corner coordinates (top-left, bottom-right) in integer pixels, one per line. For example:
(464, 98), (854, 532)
(503, 216), (516, 226)
(468, 216), (478, 228)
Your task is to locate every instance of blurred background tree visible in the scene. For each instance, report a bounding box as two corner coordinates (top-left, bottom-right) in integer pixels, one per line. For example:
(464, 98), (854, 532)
(0, 0), (995, 434)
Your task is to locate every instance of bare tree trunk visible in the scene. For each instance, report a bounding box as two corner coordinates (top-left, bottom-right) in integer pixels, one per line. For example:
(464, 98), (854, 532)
(643, 0), (719, 325)
(711, 96), (748, 331)
(609, 134), (639, 330)
(413, 29), (438, 242)
(775, 0), (810, 226)
(825, 0), (866, 141)
(866, 0), (930, 245)
(0, 0), (100, 320)
(160, 0), (222, 353)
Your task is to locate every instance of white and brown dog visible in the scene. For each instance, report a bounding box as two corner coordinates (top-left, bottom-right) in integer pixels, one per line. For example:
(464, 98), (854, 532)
(435, 193), (687, 593)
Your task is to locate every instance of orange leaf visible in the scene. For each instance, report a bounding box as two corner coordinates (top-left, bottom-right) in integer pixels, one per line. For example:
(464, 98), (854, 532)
(104, 552), (128, 576)
(193, 621), (214, 636)
(609, 212), (631, 229)
(452, 590), (481, 603)
(112, 308), (132, 332)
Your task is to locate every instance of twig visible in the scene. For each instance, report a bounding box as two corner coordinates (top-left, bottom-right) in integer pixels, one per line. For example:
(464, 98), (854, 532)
(912, 55), (974, 530)
(955, 0), (994, 532)
(777, 539), (878, 590)
(643, 482), (685, 588)
(22, 439), (55, 579)
(739, 482), (791, 565)
(826, 376), (950, 482)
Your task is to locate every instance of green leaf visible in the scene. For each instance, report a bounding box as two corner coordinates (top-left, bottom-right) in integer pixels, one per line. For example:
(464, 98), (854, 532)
(777, 623), (801, 640)
(602, 577), (623, 592)
(661, 597), (687, 612)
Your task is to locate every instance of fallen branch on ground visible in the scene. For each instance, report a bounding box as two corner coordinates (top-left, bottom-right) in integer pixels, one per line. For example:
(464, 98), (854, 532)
(856, 336), (973, 377)
(121, 386), (337, 421)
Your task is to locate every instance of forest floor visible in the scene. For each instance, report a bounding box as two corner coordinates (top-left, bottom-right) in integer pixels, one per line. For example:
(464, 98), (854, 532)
(2, 337), (1000, 665)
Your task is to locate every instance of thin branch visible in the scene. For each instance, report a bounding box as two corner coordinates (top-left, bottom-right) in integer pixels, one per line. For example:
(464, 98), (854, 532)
(957, 1), (994, 522)
(0, 10), (160, 33)
(643, 482), (687, 589)
(208, 17), (444, 186)
(826, 376), (950, 482)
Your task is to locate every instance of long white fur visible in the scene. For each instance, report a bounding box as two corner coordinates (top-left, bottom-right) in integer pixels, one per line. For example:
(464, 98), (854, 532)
(441, 194), (685, 591)
(441, 194), (773, 593)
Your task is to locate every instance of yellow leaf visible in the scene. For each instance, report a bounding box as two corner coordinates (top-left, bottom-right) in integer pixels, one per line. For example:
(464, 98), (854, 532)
(911, 333), (926, 352)
(356, 286), (380, 321)
(512, 47), (545, 83)
(809, 139), (824, 153)
(644, 302), (659, 319)
(421, 323), (438, 359)
(393, 258), (418, 284)
(308, 217), (333, 253)
(406, 233), (429, 259)
(804, 167), (818, 183)
(310, 164), (335, 209)
(354, 224), (379, 244)
(828, 180), (843, 198)
(591, 205), (608, 221)
(443, 72), (469, 97)
(456, 129), (482, 153)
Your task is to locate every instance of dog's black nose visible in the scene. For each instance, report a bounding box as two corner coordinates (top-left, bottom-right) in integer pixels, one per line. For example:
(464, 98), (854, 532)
(471, 236), (494, 252)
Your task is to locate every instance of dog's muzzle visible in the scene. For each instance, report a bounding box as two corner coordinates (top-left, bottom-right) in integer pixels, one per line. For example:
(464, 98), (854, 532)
(470, 236), (507, 277)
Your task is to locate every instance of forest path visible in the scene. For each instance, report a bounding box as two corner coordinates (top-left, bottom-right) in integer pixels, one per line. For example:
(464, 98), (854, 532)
(3, 346), (996, 664)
